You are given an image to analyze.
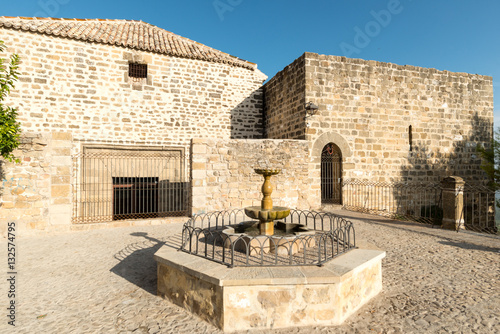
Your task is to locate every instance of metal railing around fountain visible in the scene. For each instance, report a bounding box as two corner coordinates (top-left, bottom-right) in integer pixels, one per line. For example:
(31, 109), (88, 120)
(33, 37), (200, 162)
(180, 209), (356, 267)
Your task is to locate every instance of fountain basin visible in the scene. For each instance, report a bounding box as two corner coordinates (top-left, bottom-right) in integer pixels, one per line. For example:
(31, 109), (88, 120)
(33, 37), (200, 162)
(244, 206), (291, 222)
(222, 220), (316, 256)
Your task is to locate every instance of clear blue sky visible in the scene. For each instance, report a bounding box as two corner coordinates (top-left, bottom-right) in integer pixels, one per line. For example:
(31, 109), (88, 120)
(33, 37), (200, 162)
(2, 0), (499, 124)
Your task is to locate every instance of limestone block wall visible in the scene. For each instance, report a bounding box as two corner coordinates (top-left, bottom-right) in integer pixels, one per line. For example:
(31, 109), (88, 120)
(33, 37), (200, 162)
(0, 28), (267, 234)
(264, 54), (306, 139)
(0, 132), (72, 235)
(305, 52), (493, 183)
(191, 138), (319, 214)
(266, 52), (494, 184)
(0, 28), (267, 149)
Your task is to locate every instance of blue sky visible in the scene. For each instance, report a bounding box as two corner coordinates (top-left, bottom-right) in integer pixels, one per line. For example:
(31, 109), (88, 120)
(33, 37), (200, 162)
(2, 0), (499, 125)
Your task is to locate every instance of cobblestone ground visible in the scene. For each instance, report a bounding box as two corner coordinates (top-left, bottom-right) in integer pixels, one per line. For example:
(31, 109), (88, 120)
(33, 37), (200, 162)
(1, 211), (499, 334)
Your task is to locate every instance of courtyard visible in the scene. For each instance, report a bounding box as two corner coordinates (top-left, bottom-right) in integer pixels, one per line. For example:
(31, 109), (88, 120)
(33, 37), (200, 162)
(1, 210), (498, 334)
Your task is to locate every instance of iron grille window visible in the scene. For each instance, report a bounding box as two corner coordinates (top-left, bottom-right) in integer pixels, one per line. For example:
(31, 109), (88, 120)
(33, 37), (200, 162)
(72, 148), (189, 224)
(112, 177), (159, 220)
(128, 63), (148, 78)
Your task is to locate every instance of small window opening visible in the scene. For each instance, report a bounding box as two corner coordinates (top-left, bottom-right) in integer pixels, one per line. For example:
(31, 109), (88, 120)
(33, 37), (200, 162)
(409, 125), (413, 152)
(128, 63), (148, 79)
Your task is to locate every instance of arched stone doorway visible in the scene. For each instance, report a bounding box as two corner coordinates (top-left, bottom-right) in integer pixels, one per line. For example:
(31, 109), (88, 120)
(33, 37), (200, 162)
(321, 143), (342, 204)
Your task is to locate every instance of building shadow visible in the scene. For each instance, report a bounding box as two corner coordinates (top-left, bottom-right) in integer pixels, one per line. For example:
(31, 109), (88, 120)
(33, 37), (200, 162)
(230, 87), (265, 139)
(110, 232), (183, 295)
(437, 240), (500, 254)
(392, 113), (497, 231)
(400, 113), (492, 184)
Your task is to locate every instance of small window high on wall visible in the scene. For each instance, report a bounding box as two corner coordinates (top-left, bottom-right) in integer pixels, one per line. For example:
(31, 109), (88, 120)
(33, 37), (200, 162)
(128, 63), (148, 79)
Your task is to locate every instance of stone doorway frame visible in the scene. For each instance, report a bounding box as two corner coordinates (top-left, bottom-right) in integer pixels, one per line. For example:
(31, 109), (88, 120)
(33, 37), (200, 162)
(321, 143), (343, 204)
(311, 132), (352, 206)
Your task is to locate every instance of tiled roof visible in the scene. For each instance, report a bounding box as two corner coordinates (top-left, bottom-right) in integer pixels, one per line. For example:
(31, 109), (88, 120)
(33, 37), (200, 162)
(0, 16), (256, 70)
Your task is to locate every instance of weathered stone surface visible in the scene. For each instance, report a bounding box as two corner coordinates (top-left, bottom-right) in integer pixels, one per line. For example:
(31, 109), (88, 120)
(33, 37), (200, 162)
(257, 290), (295, 308)
(303, 286), (331, 304)
(0, 26), (266, 235)
(157, 264), (223, 329)
(155, 244), (385, 331)
(191, 138), (316, 214)
(265, 52), (493, 185)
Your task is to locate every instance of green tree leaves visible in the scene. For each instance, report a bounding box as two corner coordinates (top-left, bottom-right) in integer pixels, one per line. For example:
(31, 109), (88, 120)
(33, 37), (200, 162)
(477, 128), (500, 209)
(0, 40), (21, 163)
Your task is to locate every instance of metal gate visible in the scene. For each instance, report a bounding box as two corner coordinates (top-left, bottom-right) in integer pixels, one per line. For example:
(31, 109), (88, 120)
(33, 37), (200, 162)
(321, 143), (342, 204)
(72, 147), (190, 224)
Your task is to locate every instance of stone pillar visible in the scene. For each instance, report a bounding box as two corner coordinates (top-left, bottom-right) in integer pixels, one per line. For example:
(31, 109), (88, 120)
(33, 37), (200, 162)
(441, 176), (465, 230)
(49, 132), (73, 228)
(191, 139), (207, 215)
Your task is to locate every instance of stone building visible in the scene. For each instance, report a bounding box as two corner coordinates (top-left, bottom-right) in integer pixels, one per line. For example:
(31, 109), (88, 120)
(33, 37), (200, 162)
(0, 16), (270, 234)
(0, 17), (494, 235)
(265, 52), (493, 206)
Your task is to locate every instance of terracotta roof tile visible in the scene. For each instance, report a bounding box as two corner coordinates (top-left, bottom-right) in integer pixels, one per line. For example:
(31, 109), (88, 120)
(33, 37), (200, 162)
(0, 16), (256, 70)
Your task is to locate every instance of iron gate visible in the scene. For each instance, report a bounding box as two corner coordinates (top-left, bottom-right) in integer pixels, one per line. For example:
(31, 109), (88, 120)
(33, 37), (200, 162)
(321, 143), (342, 204)
(72, 147), (190, 223)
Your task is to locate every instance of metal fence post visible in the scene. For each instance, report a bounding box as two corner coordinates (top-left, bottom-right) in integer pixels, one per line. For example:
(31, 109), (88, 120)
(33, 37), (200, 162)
(441, 176), (465, 230)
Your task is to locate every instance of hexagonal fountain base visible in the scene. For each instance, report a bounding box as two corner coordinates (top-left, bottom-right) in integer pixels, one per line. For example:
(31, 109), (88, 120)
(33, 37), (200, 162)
(155, 246), (385, 332)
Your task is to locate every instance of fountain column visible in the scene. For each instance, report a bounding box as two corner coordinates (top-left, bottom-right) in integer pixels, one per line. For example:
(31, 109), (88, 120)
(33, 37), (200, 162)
(260, 172), (274, 234)
(244, 169), (290, 236)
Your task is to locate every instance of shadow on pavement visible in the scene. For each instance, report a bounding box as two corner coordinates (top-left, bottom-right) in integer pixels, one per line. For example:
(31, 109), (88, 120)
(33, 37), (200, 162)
(438, 240), (500, 254)
(110, 232), (183, 294)
(329, 209), (500, 253)
(331, 210), (440, 229)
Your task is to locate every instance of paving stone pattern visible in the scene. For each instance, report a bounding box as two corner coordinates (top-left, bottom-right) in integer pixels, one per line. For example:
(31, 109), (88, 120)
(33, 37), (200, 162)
(1, 211), (498, 334)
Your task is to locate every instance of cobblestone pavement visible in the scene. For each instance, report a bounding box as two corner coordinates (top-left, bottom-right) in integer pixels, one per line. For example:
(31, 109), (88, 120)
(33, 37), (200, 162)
(1, 211), (499, 334)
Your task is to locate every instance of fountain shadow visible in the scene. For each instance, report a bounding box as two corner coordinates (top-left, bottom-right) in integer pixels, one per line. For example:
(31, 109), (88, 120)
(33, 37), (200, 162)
(110, 232), (183, 294)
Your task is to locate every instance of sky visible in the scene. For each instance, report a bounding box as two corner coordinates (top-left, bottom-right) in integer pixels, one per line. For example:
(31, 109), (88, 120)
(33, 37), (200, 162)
(2, 0), (499, 124)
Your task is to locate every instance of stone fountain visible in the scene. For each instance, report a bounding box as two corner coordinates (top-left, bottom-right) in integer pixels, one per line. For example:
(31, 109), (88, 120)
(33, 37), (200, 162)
(154, 166), (386, 332)
(222, 168), (314, 256)
(244, 168), (290, 235)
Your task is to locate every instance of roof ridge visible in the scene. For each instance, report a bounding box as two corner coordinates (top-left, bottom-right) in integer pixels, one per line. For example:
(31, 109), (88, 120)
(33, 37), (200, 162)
(0, 16), (257, 69)
(0, 16), (144, 23)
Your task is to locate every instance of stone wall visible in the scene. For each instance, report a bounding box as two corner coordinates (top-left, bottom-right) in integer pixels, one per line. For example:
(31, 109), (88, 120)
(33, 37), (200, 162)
(266, 52), (494, 184)
(264, 54), (306, 139)
(0, 28), (267, 147)
(156, 245), (386, 332)
(191, 138), (319, 214)
(0, 132), (72, 235)
(0, 28), (267, 234)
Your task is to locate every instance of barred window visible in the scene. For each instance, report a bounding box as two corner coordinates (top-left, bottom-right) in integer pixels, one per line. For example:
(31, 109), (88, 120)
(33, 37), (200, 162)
(72, 146), (189, 223)
(128, 63), (148, 79)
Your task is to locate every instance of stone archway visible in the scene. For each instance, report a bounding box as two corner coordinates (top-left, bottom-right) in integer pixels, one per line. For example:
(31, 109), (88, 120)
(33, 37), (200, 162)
(311, 132), (352, 206)
(311, 132), (352, 161)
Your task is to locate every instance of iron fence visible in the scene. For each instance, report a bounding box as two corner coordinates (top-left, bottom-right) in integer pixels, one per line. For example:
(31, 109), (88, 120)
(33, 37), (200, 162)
(460, 182), (497, 234)
(181, 209), (356, 267)
(342, 179), (443, 225)
(72, 149), (190, 223)
(342, 179), (498, 234)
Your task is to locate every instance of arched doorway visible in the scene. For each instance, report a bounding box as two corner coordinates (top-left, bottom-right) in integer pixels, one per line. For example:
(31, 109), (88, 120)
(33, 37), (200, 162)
(321, 143), (342, 205)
